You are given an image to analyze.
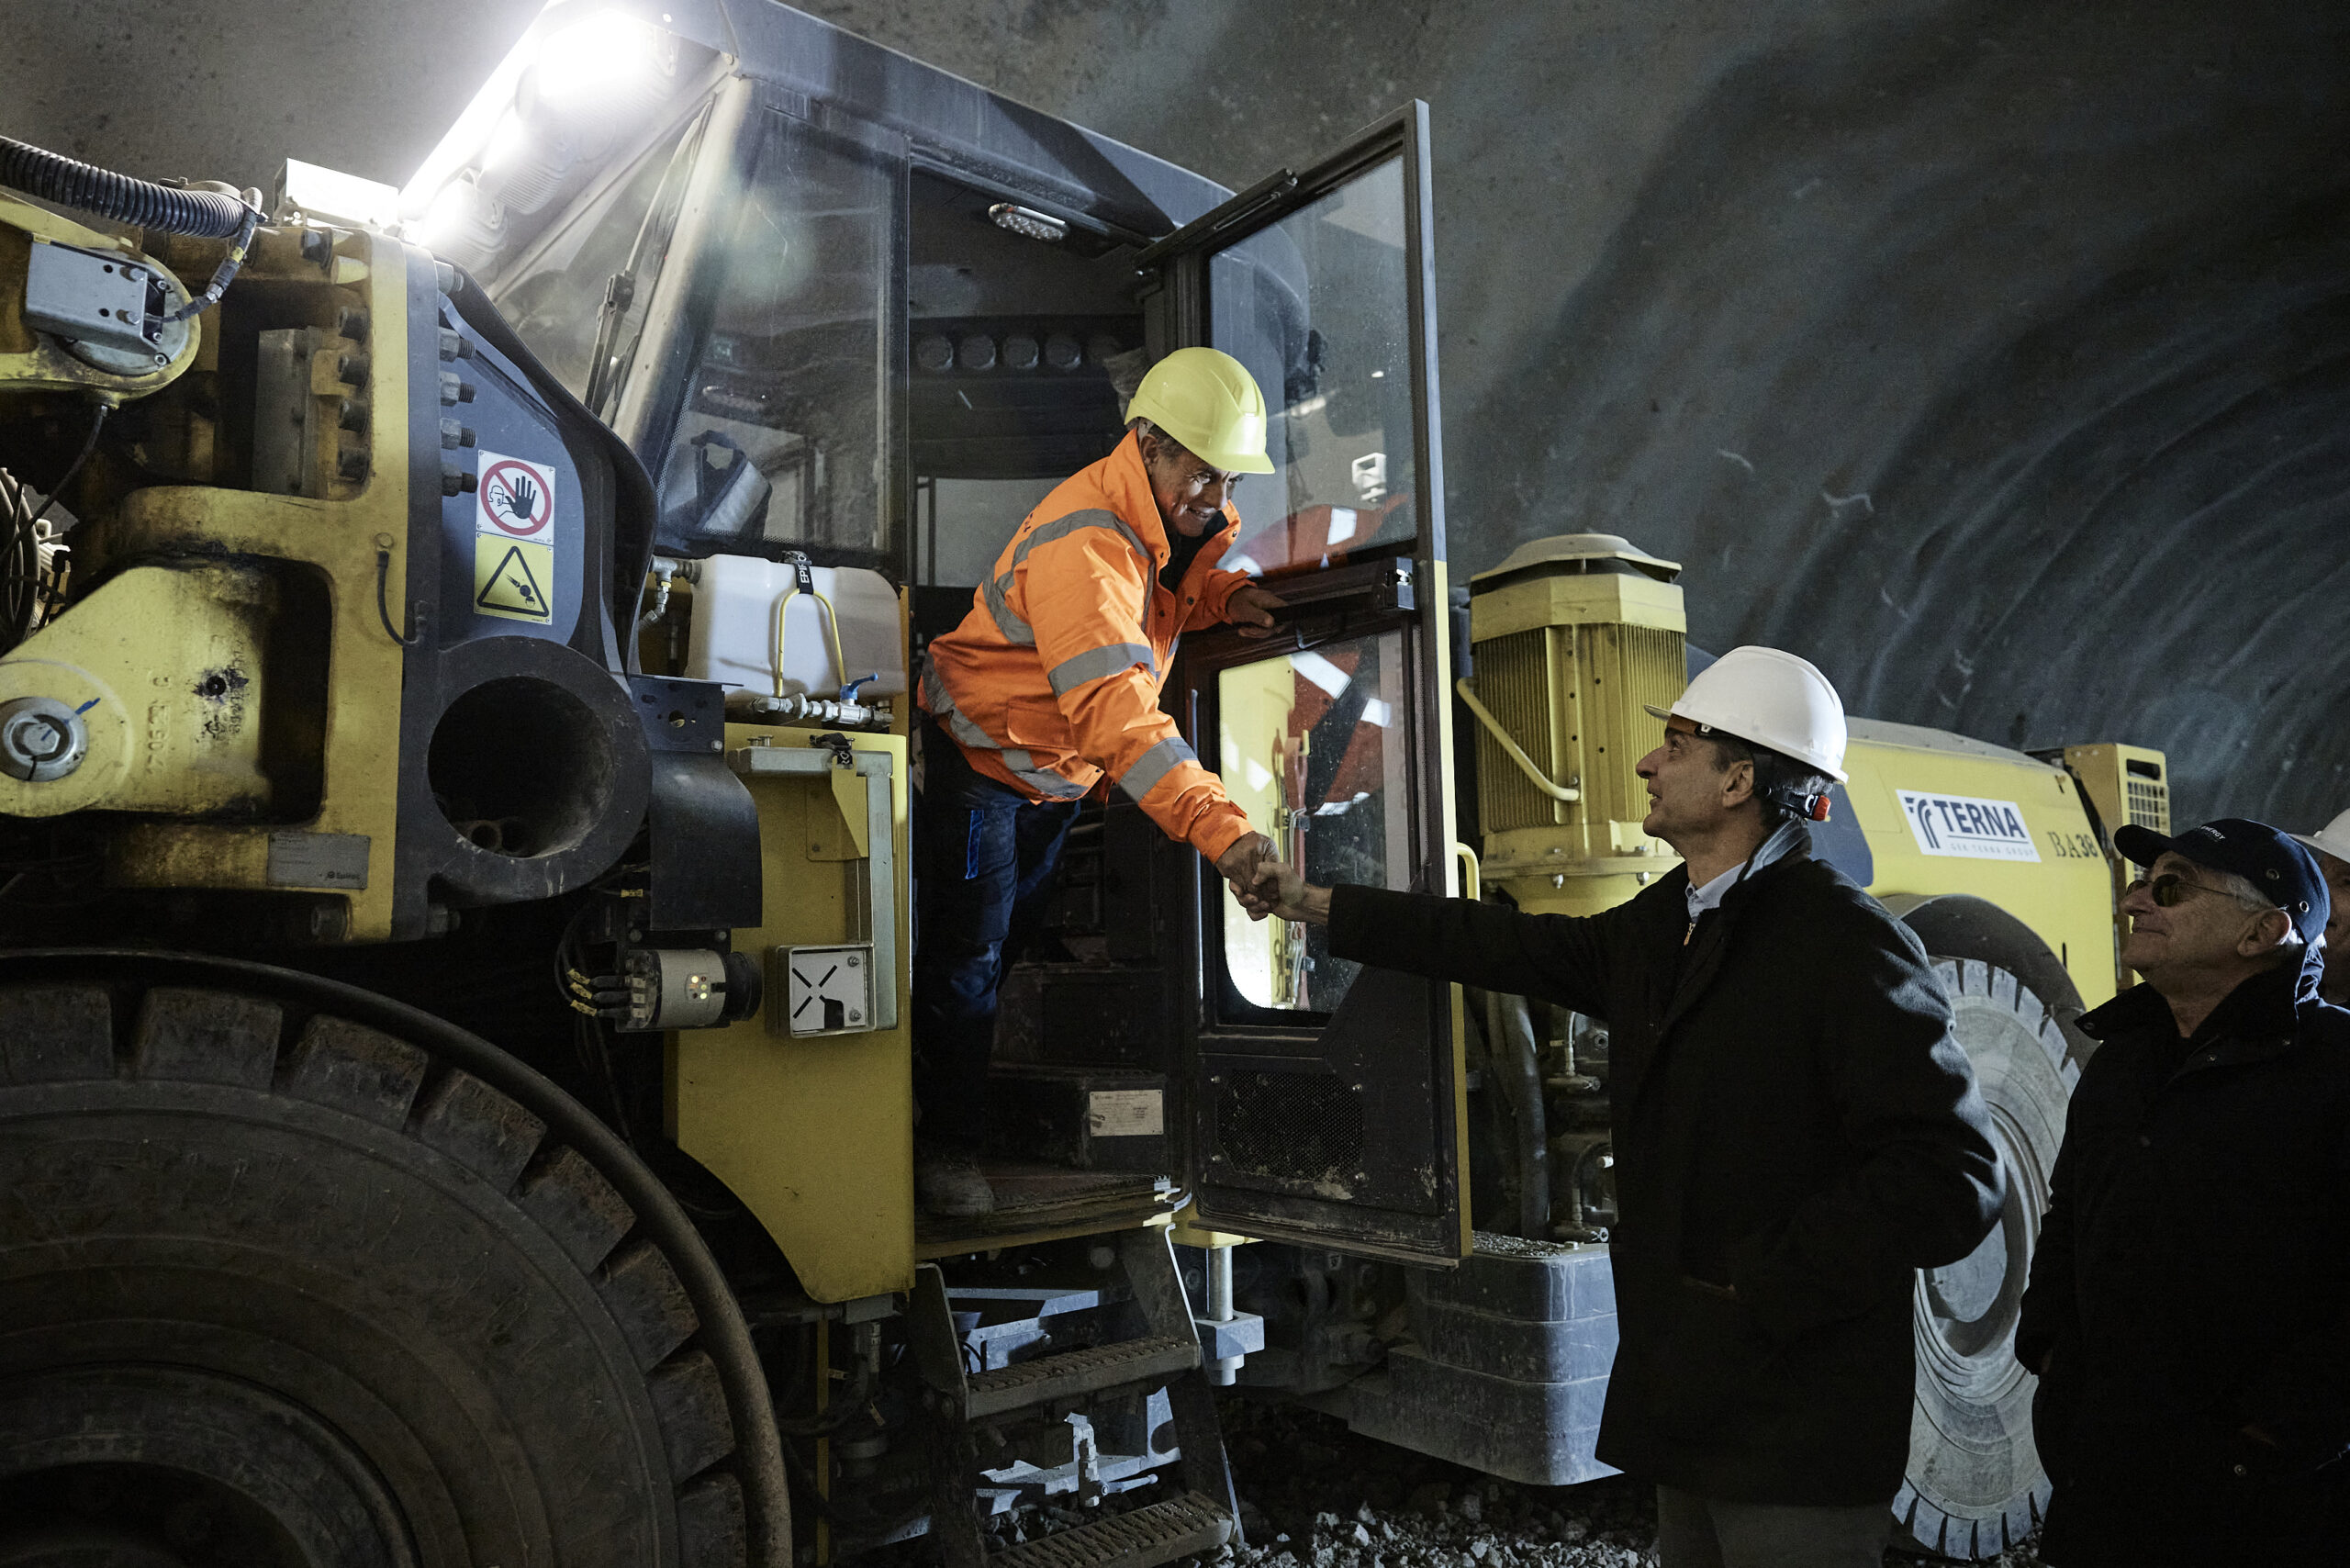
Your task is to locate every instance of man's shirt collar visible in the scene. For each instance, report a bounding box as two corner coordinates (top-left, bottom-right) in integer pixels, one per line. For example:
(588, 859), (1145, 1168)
(1684, 818), (1807, 924)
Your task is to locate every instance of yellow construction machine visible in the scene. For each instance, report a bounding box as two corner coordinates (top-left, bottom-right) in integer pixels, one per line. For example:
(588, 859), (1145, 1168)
(0, 3), (2173, 1564)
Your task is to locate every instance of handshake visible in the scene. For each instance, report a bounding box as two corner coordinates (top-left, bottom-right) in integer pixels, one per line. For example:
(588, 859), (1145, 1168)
(1211, 833), (1331, 925)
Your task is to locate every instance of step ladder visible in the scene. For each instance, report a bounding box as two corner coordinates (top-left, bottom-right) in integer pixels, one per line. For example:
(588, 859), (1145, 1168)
(910, 1227), (1241, 1568)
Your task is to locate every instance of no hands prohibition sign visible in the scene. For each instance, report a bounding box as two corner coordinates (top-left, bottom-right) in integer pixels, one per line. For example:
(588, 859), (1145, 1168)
(478, 455), (555, 540)
(473, 451), (559, 623)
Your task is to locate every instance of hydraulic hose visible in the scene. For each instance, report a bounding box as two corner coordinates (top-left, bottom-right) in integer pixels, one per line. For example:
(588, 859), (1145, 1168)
(0, 136), (249, 238)
(0, 136), (261, 322)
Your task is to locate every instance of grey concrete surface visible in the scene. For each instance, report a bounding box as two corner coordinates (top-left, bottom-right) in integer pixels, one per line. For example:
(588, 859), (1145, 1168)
(7, 0), (2346, 826)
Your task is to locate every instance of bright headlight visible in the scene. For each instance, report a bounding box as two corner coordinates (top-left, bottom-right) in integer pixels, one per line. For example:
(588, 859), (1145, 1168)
(413, 179), (508, 273)
(482, 109), (531, 174)
(531, 11), (664, 110)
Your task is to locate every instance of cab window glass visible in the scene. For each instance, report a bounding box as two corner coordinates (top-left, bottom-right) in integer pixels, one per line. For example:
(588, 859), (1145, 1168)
(1216, 630), (1411, 1012)
(494, 118), (698, 400)
(914, 476), (1061, 587)
(1208, 156), (1415, 580)
(653, 114), (896, 568)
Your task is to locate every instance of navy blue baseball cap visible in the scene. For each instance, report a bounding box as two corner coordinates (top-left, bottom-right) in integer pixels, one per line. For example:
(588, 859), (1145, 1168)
(2116, 817), (2331, 947)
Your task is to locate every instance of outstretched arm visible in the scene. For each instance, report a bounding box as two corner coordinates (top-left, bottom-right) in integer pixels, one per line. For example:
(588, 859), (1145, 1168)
(1241, 858), (1630, 1019)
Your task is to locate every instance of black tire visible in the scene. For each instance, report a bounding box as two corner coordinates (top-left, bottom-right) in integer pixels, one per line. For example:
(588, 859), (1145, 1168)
(0, 955), (784, 1566)
(1896, 958), (2080, 1560)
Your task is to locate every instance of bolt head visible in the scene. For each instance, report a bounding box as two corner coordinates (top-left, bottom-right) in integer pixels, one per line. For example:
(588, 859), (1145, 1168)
(6, 715), (66, 762)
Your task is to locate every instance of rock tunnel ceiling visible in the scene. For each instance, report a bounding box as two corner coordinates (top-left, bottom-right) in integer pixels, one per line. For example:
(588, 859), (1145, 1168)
(1449, 2), (2350, 832)
(13, 0), (2350, 828)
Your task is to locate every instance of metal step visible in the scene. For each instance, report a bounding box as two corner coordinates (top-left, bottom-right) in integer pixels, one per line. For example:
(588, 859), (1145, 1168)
(965, 1333), (1199, 1420)
(995, 1493), (1235, 1568)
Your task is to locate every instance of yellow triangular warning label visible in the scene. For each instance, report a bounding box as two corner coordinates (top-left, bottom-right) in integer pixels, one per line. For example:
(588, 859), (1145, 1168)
(475, 537), (554, 622)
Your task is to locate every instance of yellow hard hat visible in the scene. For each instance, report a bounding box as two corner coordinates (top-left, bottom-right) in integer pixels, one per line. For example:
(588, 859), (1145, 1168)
(1125, 347), (1275, 475)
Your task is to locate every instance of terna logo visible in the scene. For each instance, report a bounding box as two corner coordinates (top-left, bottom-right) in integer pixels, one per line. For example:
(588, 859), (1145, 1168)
(1896, 790), (2042, 863)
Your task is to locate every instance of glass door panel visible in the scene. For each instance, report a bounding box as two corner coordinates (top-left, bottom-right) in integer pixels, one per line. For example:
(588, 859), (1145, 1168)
(1211, 157), (1419, 580)
(1215, 631), (1410, 1013)
(1151, 103), (1465, 1263)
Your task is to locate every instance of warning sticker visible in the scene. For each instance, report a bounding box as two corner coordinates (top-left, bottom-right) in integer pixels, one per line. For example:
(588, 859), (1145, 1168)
(1088, 1088), (1164, 1138)
(476, 452), (556, 542)
(475, 535), (554, 623)
(1897, 790), (2042, 862)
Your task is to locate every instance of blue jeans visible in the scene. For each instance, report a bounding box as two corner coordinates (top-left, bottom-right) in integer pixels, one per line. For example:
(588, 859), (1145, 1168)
(911, 716), (1079, 1147)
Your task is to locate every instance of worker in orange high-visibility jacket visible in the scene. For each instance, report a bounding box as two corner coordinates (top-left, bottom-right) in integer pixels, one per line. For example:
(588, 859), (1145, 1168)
(912, 346), (1287, 1216)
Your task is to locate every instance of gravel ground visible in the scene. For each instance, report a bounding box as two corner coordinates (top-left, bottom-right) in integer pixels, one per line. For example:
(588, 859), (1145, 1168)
(1204, 1399), (2048, 1568)
(957, 1395), (2048, 1567)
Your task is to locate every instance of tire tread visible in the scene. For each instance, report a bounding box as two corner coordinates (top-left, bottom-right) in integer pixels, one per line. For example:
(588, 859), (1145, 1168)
(600, 1238), (700, 1371)
(415, 1068), (546, 1191)
(0, 985), (112, 1084)
(649, 1349), (737, 1483)
(282, 1016), (429, 1127)
(0, 975), (755, 1567)
(133, 988), (281, 1087)
(678, 1471), (748, 1562)
(517, 1143), (635, 1273)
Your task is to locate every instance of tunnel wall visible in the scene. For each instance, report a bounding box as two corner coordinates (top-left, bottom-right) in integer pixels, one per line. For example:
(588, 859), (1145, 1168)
(8, 0), (2346, 825)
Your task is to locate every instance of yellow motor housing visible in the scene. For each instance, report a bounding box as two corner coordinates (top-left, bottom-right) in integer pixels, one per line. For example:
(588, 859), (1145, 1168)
(1463, 533), (1687, 916)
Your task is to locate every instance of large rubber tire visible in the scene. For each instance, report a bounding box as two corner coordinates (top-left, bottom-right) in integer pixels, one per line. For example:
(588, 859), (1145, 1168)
(1895, 958), (2081, 1560)
(0, 955), (781, 1566)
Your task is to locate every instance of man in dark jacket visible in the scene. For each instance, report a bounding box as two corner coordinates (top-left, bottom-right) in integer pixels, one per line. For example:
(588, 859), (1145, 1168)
(1241, 646), (2004, 1567)
(2015, 817), (2350, 1566)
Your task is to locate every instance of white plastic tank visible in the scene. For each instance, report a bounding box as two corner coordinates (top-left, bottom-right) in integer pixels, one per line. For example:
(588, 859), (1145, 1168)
(684, 554), (906, 701)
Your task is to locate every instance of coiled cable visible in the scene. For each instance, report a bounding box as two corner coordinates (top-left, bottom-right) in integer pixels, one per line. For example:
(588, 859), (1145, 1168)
(0, 136), (249, 238)
(0, 136), (262, 322)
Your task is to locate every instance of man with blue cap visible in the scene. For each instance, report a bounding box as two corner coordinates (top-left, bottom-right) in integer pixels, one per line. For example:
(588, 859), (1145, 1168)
(2289, 806), (2350, 1004)
(2017, 817), (2350, 1566)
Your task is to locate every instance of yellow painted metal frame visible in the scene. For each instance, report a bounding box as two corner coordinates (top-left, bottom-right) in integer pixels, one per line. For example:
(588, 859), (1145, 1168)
(0, 222), (410, 936)
(1461, 548), (2116, 1008)
(2056, 740), (2172, 996)
(1841, 722), (2119, 1010)
(0, 565), (276, 817)
(668, 727), (915, 1304)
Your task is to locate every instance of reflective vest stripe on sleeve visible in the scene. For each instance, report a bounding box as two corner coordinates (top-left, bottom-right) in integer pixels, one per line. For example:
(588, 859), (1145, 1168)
(1118, 734), (1200, 803)
(1046, 641), (1158, 695)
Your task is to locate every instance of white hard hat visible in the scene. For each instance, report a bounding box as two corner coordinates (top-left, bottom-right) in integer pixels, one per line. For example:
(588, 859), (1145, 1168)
(1643, 645), (1849, 781)
(2290, 807), (2350, 866)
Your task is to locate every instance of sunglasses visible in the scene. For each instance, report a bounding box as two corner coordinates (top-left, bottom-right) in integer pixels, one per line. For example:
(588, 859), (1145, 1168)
(2126, 872), (2262, 911)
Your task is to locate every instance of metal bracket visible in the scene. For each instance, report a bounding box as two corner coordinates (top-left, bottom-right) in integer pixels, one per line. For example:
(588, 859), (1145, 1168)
(729, 740), (898, 1028)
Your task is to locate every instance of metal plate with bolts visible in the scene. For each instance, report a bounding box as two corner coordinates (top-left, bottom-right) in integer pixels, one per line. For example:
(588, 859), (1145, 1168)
(780, 943), (875, 1036)
(25, 242), (156, 353)
(24, 242), (185, 371)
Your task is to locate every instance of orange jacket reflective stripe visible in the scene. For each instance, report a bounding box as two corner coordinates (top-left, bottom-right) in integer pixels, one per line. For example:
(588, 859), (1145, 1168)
(921, 431), (1257, 859)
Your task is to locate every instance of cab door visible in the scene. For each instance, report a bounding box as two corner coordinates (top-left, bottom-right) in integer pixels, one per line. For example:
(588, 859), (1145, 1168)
(1149, 106), (1469, 1265)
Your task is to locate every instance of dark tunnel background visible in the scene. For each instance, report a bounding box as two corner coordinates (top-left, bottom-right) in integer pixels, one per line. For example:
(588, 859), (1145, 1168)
(1455, 1), (2350, 830)
(8, 0), (2348, 827)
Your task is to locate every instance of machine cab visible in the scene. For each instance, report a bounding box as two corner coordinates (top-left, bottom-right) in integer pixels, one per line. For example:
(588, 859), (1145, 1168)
(404, 0), (1468, 1273)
